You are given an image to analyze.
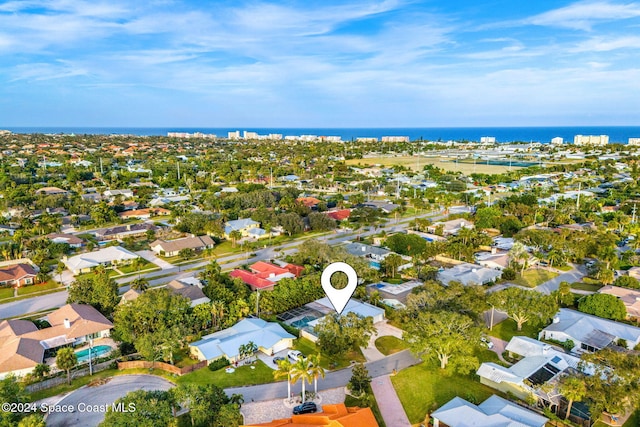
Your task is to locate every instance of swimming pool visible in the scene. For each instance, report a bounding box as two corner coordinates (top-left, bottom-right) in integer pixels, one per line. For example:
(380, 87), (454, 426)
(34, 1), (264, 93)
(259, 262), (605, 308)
(75, 345), (112, 363)
(291, 315), (319, 328)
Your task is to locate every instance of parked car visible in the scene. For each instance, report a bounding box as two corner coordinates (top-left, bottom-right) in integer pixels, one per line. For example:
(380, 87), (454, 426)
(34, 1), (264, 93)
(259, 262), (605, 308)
(288, 350), (304, 361)
(480, 337), (495, 349)
(293, 402), (317, 415)
(273, 356), (285, 365)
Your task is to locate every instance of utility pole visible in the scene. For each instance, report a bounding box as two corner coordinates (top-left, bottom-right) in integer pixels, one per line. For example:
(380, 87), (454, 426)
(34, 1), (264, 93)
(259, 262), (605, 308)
(100, 158), (104, 175)
(576, 181), (581, 209)
(177, 161), (181, 181)
(633, 203), (637, 224)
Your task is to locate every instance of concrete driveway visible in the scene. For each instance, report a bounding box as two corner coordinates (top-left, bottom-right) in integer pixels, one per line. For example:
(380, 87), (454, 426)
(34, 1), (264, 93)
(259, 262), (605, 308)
(362, 320), (405, 362)
(535, 264), (586, 294)
(135, 250), (175, 270)
(44, 375), (175, 427)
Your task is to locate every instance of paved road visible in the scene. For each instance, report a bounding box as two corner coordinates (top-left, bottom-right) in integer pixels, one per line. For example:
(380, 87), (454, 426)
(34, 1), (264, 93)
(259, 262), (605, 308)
(1, 210), (444, 320)
(535, 264), (586, 294)
(45, 375), (175, 427)
(226, 350), (419, 402)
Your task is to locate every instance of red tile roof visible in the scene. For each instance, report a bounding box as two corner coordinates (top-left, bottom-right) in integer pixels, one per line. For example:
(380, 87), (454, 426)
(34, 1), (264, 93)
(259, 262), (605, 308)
(326, 209), (351, 221)
(230, 270), (274, 290)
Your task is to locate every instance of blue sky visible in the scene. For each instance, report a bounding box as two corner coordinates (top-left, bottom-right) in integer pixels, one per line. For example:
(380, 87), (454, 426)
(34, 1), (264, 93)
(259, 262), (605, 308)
(1, 0), (639, 127)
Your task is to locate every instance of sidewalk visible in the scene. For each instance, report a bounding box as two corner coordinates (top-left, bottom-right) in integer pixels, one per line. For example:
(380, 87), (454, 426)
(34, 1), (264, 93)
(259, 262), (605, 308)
(370, 375), (411, 427)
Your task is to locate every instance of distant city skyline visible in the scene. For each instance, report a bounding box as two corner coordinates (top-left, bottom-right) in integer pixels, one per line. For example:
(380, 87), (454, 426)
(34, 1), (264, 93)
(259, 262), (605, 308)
(1, 1), (639, 127)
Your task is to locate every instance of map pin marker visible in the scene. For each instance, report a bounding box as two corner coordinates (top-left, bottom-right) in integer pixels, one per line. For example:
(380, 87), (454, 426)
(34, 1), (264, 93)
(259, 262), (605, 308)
(321, 262), (358, 315)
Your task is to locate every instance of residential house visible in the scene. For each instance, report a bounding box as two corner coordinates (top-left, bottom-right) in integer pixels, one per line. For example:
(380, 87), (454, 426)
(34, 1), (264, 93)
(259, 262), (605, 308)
(598, 285), (640, 319)
(167, 279), (210, 307)
(103, 189), (134, 201)
(224, 218), (261, 238)
(432, 395), (548, 427)
(241, 403), (378, 427)
(344, 242), (391, 270)
(539, 308), (640, 351)
(150, 235), (215, 257)
(477, 336), (587, 402)
(427, 218), (474, 236)
(63, 246), (139, 275)
(325, 209), (351, 221)
(437, 263), (502, 286)
(46, 233), (84, 248)
(118, 208), (170, 220)
(407, 230), (447, 242)
(189, 318), (295, 364)
(360, 200), (400, 213)
(0, 264), (37, 287)
(230, 261), (303, 291)
(300, 298), (385, 342)
(296, 197), (322, 209)
(0, 304), (113, 379)
(35, 187), (69, 196)
(474, 250), (510, 270)
(93, 223), (157, 241)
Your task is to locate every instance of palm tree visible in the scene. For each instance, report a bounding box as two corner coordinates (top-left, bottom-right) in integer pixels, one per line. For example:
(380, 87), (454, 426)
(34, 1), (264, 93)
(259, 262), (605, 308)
(369, 290), (382, 307)
(130, 277), (149, 291)
(274, 358), (294, 400)
(229, 393), (244, 409)
(509, 241), (529, 275)
(307, 354), (325, 394)
(291, 357), (314, 403)
(559, 375), (586, 420)
(229, 230), (242, 248)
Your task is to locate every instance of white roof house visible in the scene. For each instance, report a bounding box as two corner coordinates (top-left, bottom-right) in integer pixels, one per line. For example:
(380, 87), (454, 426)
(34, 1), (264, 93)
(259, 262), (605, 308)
(189, 318), (295, 363)
(540, 308), (640, 351)
(432, 395), (548, 427)
(224, 218), (260, 237)
(477, 336), (589, 403)
(63, 246), (139, 275)
(438, 263), (502, 286)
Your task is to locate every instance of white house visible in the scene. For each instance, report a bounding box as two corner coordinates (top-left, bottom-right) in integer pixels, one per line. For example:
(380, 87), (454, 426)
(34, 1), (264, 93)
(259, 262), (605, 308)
(432, 395), (548, 427)
(539, 308), (640, 352)
(224, 218), (261, 238)
(63, 246), (139, 275)
(437, 263), (502, 286)
(189, 318), (295, 364)
(427, 218), (474, 236)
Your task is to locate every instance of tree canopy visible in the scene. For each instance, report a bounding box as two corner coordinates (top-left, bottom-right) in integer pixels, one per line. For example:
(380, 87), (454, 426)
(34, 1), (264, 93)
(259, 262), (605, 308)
(488, 287), (558, 331)
(578, 293), (627, 321)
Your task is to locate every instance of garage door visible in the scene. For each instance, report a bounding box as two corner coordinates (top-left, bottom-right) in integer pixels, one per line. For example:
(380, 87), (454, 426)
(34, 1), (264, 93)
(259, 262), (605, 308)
(272, 339), (291, 354)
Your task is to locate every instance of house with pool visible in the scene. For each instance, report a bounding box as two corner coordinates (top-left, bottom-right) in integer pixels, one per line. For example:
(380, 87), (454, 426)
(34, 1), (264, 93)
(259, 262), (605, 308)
(0, 303), (114, 379)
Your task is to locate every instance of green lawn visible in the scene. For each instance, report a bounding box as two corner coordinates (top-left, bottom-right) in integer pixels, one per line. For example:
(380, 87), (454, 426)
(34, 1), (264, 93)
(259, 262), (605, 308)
(594, 410), (640, 427)
(0, 287), (14, 299)
(375, 336), (408, 356)
(292, 337), (365, 370)
(556, 265), (573, 272)
(176, 360), (274, 388)
(17, 281), (63, 296)
(571, 282), (603, 292)
(345, 393), (386, 427)
(487, 319), (540, 342)
(117, 259), (155, 274)
(391, 360), (499, 424)
(513, 269), (559, 288)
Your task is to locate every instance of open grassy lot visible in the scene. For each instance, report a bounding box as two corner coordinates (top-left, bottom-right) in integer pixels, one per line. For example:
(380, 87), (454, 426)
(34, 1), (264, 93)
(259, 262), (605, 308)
(513, 269), (558, 288)
(176, 360), (274, 388)
(345, 156), (522, 174)
(487, 318), (540, 342)
(391, 359), (499, 424)
(571, 282), (603, 292)
(292, 337), (365, 370)
(375, 336), (408, 356)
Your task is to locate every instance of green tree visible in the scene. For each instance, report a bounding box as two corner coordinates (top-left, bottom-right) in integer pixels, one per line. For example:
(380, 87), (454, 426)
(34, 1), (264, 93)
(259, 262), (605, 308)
(178, 248), (195, 260)
(130, 277), (149, 292)
(314, 313), (375, 358)
(214, 404), (243, 427)
(307, 353), (325, 394)
(67, 270), (119, 316)
(173, 384), (229, 427)
(17, 414), (46, 427)
(0, 375), (30, 427)
(551, 281), (574, 307)
(274, 358), (294, 399)
(229, 230), (242, 248)
(99, 390), (176, 427)
(578, 293), (627, 321)
(508, 241), (529, 275)
(348, 363), (371, 395)
(403, 310), (480, 373)
(32, 363), (50, 380)
(558, 375), (587, 420)
(381, 253), (403, 278)
(56, 347), (77, 385)
(614, 275), (640, 289)
(488, 287), (558, 331)
(278, 212), (304, 236)
(385, 233), (426, 256)
(291, 357), (314, 403)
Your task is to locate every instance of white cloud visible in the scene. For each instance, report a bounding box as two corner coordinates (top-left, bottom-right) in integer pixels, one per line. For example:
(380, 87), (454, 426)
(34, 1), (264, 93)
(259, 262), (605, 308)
(525, 1), (640, 30)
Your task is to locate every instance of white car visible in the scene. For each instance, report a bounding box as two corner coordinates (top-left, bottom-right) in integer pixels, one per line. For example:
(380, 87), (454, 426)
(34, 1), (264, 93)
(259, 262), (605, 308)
(287, 350), (304, 361)
(481, 337), (495, 349)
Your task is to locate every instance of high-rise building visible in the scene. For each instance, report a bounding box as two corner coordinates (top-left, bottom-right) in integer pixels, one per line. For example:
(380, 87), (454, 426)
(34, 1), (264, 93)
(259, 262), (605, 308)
(574, 135), (609, 145)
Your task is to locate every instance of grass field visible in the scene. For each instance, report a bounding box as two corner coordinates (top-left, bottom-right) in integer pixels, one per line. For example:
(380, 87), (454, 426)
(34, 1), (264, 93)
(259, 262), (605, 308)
(292, 337), (365, 370)
(487, 318), (540, 342)
(513, 269), (558, 288)
(177, 360), (275, 388)
(345, 156), (523, 174)
(571, 282), (603, 292)
(375, 336), (408, 356)
(391, 359), (499, 424)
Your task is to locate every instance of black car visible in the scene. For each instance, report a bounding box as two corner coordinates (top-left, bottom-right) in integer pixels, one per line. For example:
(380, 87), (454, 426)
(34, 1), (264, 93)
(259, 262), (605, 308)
(273, 356), (285, 365)
(293, 402), (317, 415)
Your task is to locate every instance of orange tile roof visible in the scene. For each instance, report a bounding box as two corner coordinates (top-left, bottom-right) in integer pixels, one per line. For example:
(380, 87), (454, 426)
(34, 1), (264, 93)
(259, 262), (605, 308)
(242, 404), (378, 427)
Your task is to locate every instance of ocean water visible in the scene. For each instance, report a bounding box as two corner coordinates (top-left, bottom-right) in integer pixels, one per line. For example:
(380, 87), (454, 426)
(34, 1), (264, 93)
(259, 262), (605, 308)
(3, 126), (640, 143)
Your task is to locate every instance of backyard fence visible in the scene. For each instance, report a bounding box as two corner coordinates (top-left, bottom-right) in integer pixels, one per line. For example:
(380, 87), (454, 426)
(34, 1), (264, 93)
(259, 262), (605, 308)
(26, 360), (113, 393)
